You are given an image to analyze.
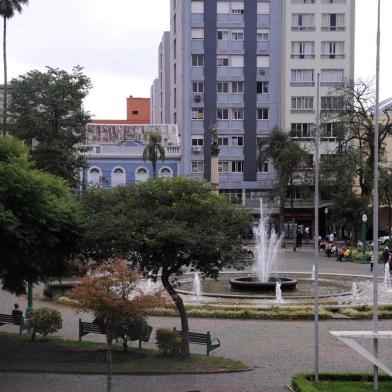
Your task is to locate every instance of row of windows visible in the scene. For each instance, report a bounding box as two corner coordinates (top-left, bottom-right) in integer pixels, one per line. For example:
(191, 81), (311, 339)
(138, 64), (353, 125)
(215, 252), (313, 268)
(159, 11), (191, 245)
(191, 28), (269, 41)
(87, 166), (174, 187)
(291, 96), (344, 111)
(292, 0), (346, 5)
(191, 54), (270, 68)
(290, 122), (340, 138)
(191, 108), (270, 121)
(193, 81), (269, 94)
(192, 161), (269, 174)
(291, 41), (345, 59)
(191, 1), (270, 15)
(192, 135), (244, 147)
(291, 13), (346, 31)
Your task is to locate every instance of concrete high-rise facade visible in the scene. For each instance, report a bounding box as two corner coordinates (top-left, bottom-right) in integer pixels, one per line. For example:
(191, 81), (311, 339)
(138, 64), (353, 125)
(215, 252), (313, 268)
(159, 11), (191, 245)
(151, 0), (355, 211)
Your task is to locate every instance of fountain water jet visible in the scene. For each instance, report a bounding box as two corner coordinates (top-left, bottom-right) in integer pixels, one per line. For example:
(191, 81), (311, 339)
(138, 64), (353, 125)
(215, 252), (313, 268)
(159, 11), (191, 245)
(230, 199), (297, 292)
(275, 282), (283, 302)
(384, 264), (392, 291)
(351, 282), (359, 301)
(192, 272), (202, 299)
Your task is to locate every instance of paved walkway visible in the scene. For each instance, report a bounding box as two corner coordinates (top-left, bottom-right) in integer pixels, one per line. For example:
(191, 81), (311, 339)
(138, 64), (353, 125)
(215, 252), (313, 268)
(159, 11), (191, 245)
(0, 248), (388, 392)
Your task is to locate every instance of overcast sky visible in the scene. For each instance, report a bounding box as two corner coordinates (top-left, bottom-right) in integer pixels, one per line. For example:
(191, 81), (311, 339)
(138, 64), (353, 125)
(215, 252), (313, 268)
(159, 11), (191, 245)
(3, 0), (391, 119)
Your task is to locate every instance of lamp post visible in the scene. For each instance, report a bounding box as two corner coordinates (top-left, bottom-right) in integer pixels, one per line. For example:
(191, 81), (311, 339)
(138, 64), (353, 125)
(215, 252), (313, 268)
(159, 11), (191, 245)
(325, 208), (329, 240)
(26, 282), (33, 317)
(362, 214), (368, 261)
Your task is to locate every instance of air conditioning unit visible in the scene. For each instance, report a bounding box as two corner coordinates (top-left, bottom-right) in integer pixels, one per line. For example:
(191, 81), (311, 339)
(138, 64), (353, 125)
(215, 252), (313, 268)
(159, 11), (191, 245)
(192, 146), (202, 153)
(259, 69), (266, 75)
(193, 94), (201, 103)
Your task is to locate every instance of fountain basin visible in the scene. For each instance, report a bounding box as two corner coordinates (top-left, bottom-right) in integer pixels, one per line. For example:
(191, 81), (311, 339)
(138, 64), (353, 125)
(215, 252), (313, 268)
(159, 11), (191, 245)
(229, 276), (297, 292)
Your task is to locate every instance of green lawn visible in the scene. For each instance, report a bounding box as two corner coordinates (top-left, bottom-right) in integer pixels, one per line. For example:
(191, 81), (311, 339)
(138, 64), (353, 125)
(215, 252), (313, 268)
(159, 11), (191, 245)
(293, 374), (392, 392)
(0, 333), (248, 374)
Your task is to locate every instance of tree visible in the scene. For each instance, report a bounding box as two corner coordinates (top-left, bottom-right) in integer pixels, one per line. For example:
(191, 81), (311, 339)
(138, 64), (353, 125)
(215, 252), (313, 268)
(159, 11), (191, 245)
(258, 128), (310, 235)
(142, 131), (165, 177)
(0, 0), (28, 135)
(0, 137), (82, 294)
(70, 260), (165, 392)
(380, 167), (392, 240)
(327, 80), (392, 199)
(8, 66), (92, 188)
(81, 178), (253, 357)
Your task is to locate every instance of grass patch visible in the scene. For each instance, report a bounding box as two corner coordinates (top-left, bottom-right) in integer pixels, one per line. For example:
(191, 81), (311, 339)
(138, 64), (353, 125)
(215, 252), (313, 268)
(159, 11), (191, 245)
(292, 374), (392, 392)
(147, 305), (333, 320)
(0, 333), (248, 374)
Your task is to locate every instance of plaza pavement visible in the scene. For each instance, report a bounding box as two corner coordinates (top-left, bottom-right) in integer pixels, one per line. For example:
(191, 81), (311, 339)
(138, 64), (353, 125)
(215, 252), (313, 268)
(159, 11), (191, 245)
(0, 247), (389, 392)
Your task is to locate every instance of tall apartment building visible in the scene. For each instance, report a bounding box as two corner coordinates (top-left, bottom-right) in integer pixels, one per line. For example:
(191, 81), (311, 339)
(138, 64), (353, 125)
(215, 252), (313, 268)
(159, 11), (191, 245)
(151, 0), (355, 213)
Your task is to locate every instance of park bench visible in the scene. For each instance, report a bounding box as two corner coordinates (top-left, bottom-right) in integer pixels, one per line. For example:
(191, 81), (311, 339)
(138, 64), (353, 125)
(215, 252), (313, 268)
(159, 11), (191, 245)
(78, 319), (153, 348)
(0, 313), (30, 334)
(174, 328), (220, 356)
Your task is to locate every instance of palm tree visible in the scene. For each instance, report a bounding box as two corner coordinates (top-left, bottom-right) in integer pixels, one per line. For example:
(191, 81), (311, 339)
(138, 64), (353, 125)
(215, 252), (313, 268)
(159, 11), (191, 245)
(142, 131), (165, 178)
(0, 0), (28, 136)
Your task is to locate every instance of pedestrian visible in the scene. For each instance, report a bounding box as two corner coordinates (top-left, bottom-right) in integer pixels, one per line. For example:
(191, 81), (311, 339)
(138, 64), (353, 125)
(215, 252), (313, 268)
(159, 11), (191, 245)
(329, 232), (334, 243)
(304, 226), (310, 244)
(11, 303), (23, 325)
(370, 246), (375, 272)
(383, 246), (389, 265)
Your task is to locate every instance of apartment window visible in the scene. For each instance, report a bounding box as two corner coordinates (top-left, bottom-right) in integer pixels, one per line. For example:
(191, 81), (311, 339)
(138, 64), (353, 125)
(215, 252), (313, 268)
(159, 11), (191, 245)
(218, 137), (229, 146)
(217, 82), (229, 93)
(191, 28), (204, 40)
(218, 161), (229, 173)
(231, 2), (244, 14)
(322, 13), (345, 31)
(192, 82), (204, 93)
(257, 162), (269, 173)
(173, 39), (177, 59)
(192, 136), (204, 146)
(220, 189), (242, 204)
(192, 161), (204, 173)
(192, 54), (204, 67)
(257, 1), (270, 14)
(291, 97), (314, 111)
(321, 96), (344, 111)
(217, 30), (229, 40)
(324, 123), (339, 138)
(132, 110), (139, 115)
(257, 29), (269, 41)
(292, 0), (314, 3)
(257, 55), (270, 68)
(291, 123), (313, 138)
(291, 41), (315, 59)
(321, 41), (345, 59)
(232, 108), (244, 120)
(257, 108), (269, 120)
(232, 81), (244, 93)
(217, 56), (229, 67)
(192, 108), (204, 120)
(320, 69), (344, 86)
(232, 136), (244, 146)
(292, 13), (315, 31)
(173, 13), (177, 34)
(217, 109), (229, 120)
(321, 0), (346, 3)
(257, 81), (269, 94)
(191, 1), (204, 14)
(231, 55), (244, 67)
(232, 30), (244, 41)
(217, 1), (230, 14)
(291, 69), (314, 86)
(232, 161), (244, 173)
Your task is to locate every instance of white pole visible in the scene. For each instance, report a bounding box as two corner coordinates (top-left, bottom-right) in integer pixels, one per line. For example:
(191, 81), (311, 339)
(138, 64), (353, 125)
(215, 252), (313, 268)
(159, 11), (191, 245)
(314, 73), (320, 383)
(373, 1), (381, 390)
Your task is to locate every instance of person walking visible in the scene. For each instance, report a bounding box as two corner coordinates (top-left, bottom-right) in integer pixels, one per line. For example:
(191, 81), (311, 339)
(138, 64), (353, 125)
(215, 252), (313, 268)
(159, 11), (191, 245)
(304, 226), (310, 244)
(383, 246), (389, 265)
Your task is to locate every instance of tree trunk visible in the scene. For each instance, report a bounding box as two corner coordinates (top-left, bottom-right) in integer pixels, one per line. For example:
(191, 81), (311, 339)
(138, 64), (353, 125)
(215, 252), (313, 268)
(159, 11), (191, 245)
(106, 330), (113, 392)
(3, 16), (7, 136)
(389, 202), (391, 242)
(161, 272), (190, 358)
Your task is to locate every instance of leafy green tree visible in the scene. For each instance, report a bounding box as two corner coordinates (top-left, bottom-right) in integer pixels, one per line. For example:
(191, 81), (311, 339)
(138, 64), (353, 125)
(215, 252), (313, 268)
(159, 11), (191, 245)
(0, 0), (29, 135)
(142, 132), (165, 177)
(0, 137), (82, 294)
(9, 66), (92, 188)
(82, 178), (253, 357)
(258, 127), (310, 234)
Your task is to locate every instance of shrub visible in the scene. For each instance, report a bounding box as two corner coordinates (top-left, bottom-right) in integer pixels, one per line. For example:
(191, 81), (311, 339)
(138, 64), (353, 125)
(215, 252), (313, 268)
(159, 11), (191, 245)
(113, 315), (152, 351)
(155, 328), (182, 356)
(42, 286), (53, 300)
(29, 307), (62, 340)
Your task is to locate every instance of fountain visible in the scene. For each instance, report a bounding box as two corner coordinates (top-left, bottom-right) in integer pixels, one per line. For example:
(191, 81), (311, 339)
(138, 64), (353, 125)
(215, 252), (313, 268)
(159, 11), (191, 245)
(311, 265), (315, 281)
(351, 282), (359, 301)
(384, 264), (392, 292)
(275, 282), (283, 303)
(229, 199), (297, 292)
(192, 271), (202, 299)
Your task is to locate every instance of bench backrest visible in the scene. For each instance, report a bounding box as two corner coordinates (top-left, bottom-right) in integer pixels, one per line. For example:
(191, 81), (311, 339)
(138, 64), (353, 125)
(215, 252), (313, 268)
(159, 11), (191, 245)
(81, 321), (105, 334)
(0, 314), (15, 324)
(176, 330), (210, 344)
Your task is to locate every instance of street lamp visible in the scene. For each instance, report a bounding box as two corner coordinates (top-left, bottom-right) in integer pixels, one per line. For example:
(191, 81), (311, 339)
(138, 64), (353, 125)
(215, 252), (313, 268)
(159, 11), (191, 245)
(362, 214), (368, 261)
(325, 208), (329, 239)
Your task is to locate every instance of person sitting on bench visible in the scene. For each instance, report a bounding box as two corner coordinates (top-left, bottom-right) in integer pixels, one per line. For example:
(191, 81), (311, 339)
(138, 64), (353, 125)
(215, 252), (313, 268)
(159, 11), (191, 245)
(11, 304), (23, 325)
